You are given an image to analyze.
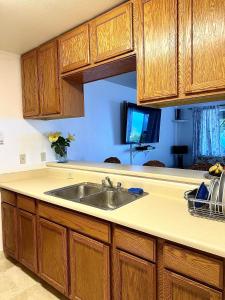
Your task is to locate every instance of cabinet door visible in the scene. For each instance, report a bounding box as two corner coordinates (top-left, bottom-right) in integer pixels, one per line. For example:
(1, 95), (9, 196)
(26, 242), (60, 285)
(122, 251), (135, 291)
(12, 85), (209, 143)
(114, 250), (156, 300)
(137, 0), (178, 102)
(1, 203), (18, 259)
(38, 218), (68, 295)
(38, 40), (60, 115)
(21, 50), (40, 117)
(91, 2), (133, 63)
(70, 231), (110, 300)
(18, 209), (37, 273)
(59, 24), (90, 73)
(164, 270), (222, 300)
(184, 0), (225, 94)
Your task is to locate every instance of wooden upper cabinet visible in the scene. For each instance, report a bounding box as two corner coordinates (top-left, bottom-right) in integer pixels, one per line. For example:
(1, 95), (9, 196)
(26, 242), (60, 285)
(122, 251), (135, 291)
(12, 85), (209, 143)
(59, 24), (90, 73)
(137, 0), (178, 102)
(21, 50), (39, 117)
(184, 0), (225, 94)
(164, 270), (222, 300)
(38, 218), (68, 295)
(1, 203), (18, 259)
(113, 250), (156, 300)
(21, 40), (84, 119)
(70, 231), (110, 300)
(91, 2), (133, 63)
(38, 41), (61, 116)
(18, 209), (37, 273)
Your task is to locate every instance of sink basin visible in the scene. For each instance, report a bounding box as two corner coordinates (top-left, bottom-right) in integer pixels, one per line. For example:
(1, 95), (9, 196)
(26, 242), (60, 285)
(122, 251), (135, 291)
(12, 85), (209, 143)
(44, 182), (102, 201)
(45, 182), (147, 210)
(80, 189), (143, 210)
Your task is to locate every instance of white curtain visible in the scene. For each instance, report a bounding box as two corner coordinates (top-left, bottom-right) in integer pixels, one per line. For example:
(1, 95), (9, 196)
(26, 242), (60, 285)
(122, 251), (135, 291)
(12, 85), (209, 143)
(193, 106), (221, 160)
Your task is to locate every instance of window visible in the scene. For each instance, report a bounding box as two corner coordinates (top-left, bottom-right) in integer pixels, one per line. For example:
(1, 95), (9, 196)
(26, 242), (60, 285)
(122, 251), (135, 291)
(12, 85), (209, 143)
(193, 105), (222, 159)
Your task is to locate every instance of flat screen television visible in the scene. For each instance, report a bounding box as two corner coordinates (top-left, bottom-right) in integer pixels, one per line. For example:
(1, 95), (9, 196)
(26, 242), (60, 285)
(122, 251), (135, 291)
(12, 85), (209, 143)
(123, 102), (161, 144)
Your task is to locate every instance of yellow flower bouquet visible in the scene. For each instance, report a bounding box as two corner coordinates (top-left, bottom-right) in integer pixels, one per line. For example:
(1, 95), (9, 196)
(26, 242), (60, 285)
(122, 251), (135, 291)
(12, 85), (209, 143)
(48, 132), (75, 163)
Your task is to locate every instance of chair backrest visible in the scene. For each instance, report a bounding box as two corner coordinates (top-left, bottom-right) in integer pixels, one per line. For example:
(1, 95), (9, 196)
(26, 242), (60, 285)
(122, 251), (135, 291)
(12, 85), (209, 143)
(143, 160), (166, 167)
(189, 163), (213, 171)
(104, 157), (121, 164)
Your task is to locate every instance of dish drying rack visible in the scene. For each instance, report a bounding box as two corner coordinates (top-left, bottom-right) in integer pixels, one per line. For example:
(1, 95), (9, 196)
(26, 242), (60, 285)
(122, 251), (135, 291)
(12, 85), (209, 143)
(185, 192), (225, 222)
(184, 175), (225, 222)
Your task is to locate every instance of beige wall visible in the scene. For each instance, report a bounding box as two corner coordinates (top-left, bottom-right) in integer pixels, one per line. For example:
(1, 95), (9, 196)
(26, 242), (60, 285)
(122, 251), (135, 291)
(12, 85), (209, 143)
(0, 51), (59, 250)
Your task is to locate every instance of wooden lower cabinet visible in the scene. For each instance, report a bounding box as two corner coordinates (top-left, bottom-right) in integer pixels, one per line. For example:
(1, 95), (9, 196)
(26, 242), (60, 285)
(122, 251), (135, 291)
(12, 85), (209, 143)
(1, 202), (18, 259)
(18, 209), (37, 272)
(70, 231), (110, 300)
(163, 270), (222, 300)
(113, 249), (156, 300)
(38, 218), (68, 295)
(2, 191), (225, 300)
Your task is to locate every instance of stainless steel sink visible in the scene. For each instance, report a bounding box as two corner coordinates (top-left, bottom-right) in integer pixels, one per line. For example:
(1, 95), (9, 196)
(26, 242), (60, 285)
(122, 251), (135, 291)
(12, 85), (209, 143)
(80, 189), (141, 210)
(45, 182), (147, 210)
(44, 182), (102, 201)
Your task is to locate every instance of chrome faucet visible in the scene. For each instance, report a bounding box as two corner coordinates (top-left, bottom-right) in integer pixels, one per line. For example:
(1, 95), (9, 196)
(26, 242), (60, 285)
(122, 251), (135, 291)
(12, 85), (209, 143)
(102, 177), (122, 190)
(105, 176), (114, 188)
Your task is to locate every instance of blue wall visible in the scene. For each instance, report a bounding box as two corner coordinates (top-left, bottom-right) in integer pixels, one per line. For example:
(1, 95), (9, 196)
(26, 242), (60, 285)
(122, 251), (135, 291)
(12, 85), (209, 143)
(55, 79), (176, 167)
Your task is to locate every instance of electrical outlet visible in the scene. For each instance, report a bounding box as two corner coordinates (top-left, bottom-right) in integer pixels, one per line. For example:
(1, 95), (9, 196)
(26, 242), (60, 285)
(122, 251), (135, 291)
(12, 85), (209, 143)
(0, 131), (5, 145)
(19, 154), (26, 164)
(40, 152), (46, 162)
(0, 132), (4, 145)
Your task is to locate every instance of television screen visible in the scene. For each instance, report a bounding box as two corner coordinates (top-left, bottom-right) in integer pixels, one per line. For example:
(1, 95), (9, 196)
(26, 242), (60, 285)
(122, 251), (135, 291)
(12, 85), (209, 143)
(124, 102), (161, 144)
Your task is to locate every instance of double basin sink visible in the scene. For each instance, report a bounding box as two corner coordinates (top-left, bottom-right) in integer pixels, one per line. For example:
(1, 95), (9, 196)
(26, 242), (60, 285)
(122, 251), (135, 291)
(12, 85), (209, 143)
(45, 182), (147, 210)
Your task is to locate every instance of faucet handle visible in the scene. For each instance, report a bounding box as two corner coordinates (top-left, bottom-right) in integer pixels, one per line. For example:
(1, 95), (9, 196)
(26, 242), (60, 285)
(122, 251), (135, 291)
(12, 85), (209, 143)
(102, 179), (106, 187)
(116, 182), (122, 190)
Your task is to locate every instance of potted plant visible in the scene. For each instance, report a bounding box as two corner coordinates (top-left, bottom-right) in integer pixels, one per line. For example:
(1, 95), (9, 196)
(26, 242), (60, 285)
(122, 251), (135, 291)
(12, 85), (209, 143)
(48, 132), (75, 163)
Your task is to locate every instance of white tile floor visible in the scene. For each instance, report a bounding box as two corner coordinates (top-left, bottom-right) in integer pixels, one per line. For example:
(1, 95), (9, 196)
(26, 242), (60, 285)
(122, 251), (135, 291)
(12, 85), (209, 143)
(0, 252), (67, 300)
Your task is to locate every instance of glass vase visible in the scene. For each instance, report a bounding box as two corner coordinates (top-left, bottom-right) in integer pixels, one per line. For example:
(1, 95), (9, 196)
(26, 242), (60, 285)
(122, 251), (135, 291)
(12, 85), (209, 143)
(56, 149), (68, 163)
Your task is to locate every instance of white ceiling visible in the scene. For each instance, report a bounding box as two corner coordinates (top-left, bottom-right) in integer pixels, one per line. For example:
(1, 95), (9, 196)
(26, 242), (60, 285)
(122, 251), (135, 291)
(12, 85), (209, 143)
(0, 0), (124, 54)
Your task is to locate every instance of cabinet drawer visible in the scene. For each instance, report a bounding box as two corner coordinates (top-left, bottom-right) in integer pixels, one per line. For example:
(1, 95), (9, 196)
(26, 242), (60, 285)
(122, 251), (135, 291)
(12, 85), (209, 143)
(1, 189), (17, 206)
(114, 226), (156, 262)
(38, 202), (111, 243)
(17, 194), (36, 213)
(163, 243), (223, 289)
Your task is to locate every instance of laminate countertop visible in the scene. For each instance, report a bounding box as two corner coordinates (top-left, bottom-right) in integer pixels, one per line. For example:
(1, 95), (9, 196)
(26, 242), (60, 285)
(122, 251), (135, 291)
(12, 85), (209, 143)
(47, 161), (209, 185)
(0, 165), (224, 258)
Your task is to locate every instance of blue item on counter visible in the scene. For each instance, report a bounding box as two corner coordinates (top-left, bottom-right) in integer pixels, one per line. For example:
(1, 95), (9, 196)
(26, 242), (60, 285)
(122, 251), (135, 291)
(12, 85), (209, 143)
(128, 188), (144, 195)
(195, 182), (209, 208)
